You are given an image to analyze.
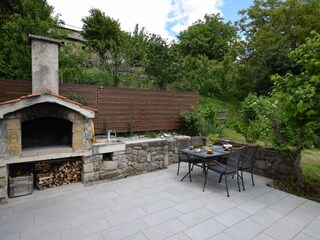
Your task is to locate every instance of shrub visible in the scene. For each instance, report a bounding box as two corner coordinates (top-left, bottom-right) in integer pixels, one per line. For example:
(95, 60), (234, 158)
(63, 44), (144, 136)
(180, 106), (223, 136)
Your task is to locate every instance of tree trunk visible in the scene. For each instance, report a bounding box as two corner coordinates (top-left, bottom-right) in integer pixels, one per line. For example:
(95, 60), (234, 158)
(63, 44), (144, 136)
(291, 151), (304, 185)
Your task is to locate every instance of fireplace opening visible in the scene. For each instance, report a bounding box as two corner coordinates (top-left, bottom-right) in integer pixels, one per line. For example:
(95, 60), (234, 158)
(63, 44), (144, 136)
(22, 117), (72, 149)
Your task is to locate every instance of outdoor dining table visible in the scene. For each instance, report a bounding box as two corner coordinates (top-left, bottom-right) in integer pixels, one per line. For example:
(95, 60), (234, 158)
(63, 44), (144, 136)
(179, 145), (230, 191)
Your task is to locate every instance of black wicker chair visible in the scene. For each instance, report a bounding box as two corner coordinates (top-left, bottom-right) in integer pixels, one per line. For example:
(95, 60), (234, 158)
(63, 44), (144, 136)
(205, 146), (245, 197)
(239, 145), (259, 190)
(176, 138), (202, 182)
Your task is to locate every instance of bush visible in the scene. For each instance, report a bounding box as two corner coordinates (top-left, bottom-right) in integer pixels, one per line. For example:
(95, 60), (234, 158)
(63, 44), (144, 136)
(180, 106), (223, 136)
(239, 93), (274, 143)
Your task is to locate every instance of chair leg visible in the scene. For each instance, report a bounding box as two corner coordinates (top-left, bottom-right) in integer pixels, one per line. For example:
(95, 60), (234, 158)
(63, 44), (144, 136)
(236, 173), (241, 192)
(241, 170), (245, 190)
(177, 161), (180, 175)
(188, 162), (192, 182)
(203, 166), (208, 192)
(218, 174), (223, 183)
(225, 174), (229, 197)
(251, 170), (255, 186)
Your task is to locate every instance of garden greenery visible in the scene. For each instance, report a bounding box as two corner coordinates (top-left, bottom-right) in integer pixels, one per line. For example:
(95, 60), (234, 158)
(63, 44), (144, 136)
(180, 106), (223, 137)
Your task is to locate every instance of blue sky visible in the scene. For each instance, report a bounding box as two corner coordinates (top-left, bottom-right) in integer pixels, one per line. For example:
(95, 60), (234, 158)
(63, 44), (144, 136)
(48, 0), (253, 40)
(221, 0), (253, 23)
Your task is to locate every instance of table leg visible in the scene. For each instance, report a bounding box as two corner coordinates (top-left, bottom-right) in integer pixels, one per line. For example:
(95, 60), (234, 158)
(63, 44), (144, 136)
(181, 162), (192, 182)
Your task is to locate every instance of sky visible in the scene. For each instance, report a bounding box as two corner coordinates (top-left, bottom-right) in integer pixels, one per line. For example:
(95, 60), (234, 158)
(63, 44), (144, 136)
(47, 0), (253, 41)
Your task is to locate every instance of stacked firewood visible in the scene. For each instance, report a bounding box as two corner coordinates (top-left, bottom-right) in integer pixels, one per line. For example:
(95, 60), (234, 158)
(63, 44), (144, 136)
(34, 160), (82, 190)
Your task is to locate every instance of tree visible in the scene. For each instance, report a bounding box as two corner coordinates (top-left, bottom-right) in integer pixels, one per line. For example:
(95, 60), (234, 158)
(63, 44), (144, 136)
(144, 34), (180, 90)
(82, 8), (126, 86)
(240, 32), (320, 184)
(177, 13), (238, 62)
(0, 0), (62, 80)
(237, 0), (320, 94)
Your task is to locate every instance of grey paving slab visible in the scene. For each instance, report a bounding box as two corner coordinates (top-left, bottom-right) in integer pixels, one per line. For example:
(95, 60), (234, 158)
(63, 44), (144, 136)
(79, 233), (105, 240)
(108, 198), (145, 214)
(142, 198), (177, 214)
(35, 207), (79, 226)
(293, 232), (320, 240)
(263, 219), (303, 240)
(20, 219), (71, 240)
(106, 207), (147, 227)
(284, 208), (318, 227)
(101, 219), (149, 240)
(166, 232), (191, 240)
(143, 219), (188, 240)
(121, 232), (148, 240)
(183, 218), (226, 240)
(214, 208), (250, 227)
(1, 163), (320, 240)
(249, 208), (283, 227)
(70, 207), (113, 227)
(224, 219), (266, 240)
(178, 207), (216, 227)
(302, 218), (320, 240)
(0, 232), (20, 240)
(143, 207), (182, 227)
(208, 232), (234, 240)
(60, 219), (109, 240)
(251, 233), (276, 240)
(206, 198), (238, 214)
(237, 199), (268, 214)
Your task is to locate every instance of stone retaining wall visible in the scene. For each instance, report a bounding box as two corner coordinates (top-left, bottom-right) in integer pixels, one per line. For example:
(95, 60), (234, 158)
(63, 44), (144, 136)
(82, 139), (177, 185)
(218, 140), (298, 180)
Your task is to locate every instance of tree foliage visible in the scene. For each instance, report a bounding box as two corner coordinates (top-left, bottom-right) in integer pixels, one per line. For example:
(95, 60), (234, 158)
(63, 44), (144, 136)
(0, 0), (62, 80)
(271, 31), (320, 151)
(240, 32), (320, 184)
(82, 8), (126, 86)
(177, 13), (237, 62)
(237, 0), (320, 94)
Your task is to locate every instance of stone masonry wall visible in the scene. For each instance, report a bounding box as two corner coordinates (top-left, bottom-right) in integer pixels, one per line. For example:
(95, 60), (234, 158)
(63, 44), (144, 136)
(0, 120), (8, 204)
(218, 140), (297, 180)
(82, 140), (177, 185)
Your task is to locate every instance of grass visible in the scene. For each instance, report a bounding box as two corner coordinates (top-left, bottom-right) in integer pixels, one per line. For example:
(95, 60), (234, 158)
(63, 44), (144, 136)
(222, 128), (246, 143)
(301, 149), (320, 188)
(199, 96), (241, 123)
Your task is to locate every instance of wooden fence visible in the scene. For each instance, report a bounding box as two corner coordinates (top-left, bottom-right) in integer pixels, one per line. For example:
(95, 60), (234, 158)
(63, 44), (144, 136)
(0, 80), (198, 134)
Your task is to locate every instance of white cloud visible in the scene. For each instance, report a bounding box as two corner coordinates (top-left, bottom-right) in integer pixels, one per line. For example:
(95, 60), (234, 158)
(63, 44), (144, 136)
(168, 0), (223, 34)
(47, 0), (224, 40)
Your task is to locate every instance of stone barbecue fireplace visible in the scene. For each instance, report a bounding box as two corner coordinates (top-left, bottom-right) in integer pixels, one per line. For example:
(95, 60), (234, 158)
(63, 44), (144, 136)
(0, 35), (96, 203)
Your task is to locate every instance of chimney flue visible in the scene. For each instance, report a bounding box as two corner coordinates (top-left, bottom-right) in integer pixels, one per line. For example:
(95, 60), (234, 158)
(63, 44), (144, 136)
(29, 34), (62, 94)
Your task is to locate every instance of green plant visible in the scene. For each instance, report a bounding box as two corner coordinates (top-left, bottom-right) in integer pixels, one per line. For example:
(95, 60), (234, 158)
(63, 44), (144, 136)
(180, 108), (202, 136)
(208, 134), (219, 145)
(144, 131), (157, 138)
(128, 117), (135, 136)
(193, 143), (202, 149)
(180, 106), (224, 137)
(199, 118), (223, 137)
(67, 93), (88, 105)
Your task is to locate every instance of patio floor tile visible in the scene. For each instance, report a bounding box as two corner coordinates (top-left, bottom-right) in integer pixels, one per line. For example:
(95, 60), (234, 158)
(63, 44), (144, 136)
(207, 232), (234, 240)
(178, 207), (216, 227)
(60, 219), (109, 240)
(214, 208), (250, 227)
(143, 207), (182, 227)
(224, 219), (265, 240)
(101, 219), (149, 240)
(143, 219), (188, 240)
(249, 208), (283, 227)
(183, 218), (226, 240)
(302, 218), (320, 239)
(263, 219), (303, 240)
(1, 164), (320, 240)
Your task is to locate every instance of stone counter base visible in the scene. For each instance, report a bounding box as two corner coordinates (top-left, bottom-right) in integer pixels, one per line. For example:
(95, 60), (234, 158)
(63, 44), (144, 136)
(82, 140), (178, 185)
